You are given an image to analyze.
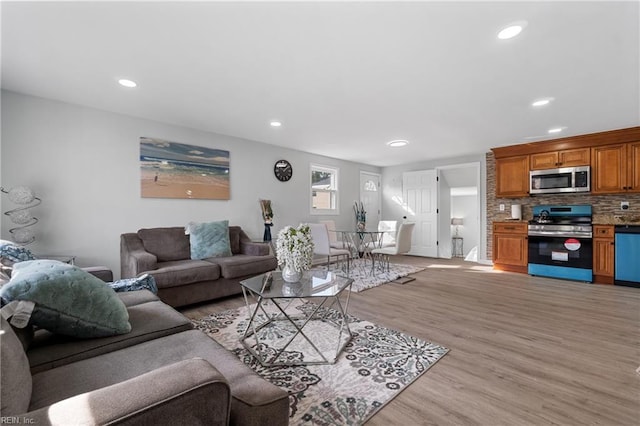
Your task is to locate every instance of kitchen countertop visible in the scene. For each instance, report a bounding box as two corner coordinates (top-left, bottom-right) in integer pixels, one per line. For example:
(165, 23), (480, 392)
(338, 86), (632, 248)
(593, 214), (640, 225)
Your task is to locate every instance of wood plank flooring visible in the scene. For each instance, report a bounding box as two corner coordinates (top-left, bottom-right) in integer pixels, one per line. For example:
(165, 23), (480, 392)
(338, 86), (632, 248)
(181, 256), (640, 425)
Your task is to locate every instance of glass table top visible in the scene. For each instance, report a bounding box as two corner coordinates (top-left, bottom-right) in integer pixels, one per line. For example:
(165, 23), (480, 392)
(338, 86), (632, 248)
(240, 270), (352, 298)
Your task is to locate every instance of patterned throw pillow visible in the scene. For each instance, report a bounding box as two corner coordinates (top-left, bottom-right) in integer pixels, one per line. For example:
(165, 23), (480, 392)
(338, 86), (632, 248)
(108, 274), (158, 294)
(0, 242), (36, 263)
(186, 220), (232, 260)
(0, 260), (131, 338)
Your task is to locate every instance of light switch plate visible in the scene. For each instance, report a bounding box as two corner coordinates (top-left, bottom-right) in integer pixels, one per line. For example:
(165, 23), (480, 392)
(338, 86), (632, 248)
(499, 204), (505, 212)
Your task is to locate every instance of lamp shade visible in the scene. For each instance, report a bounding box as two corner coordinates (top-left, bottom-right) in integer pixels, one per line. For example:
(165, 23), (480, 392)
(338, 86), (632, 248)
(451, 218), (463, 226)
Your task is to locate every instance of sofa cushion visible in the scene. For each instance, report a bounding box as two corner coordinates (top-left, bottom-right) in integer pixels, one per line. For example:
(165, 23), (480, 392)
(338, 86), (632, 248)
(27, 300), (193, 373)
(228, 226), (242, 255)
(186, 220), (232, 260)
(207, 254), (277, 279)
(138, 227), (190, 262)
(0, 260), (131, 338)
(1, 316), (33, 415)
(148, 260), (221, 289)
(29, 330), (289, 425)
(117, 289), (159, 307)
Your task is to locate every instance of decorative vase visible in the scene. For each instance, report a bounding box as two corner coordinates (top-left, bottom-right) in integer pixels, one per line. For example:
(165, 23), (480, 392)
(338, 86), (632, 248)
(281, 264), (302, 283)
(282, 281), (303, 296)
(263, 223), (273, 242)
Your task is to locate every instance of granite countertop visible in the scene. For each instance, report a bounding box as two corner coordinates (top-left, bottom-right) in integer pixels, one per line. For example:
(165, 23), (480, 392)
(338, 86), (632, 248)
(593, 214), (640, 225)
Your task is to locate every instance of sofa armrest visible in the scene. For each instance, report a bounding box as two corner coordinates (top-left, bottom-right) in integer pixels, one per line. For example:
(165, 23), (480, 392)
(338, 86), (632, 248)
(121, 233), (158, 278)
(241, 241), (271, 256)
(25, 358), (230, 426)
(82, 266), (114, 282)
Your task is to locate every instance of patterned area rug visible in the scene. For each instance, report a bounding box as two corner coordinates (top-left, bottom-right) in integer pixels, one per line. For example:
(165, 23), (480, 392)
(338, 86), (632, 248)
(330, 259), (424, 292)
(192, 301), (448, 425)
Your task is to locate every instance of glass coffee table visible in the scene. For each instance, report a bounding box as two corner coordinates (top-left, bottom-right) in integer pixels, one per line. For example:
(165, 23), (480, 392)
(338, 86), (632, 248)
(239, 269), (353, 366)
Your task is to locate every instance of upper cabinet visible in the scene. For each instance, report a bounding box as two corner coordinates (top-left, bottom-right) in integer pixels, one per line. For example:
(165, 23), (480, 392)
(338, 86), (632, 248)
(530, 148), (590, 170)
(492, 127), (640, 198)
(592, 142), (640, 194)
(496, 156), (529, 198)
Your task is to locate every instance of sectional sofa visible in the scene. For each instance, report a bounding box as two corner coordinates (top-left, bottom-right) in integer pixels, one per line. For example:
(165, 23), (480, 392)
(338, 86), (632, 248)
(0, 269), (290, 425)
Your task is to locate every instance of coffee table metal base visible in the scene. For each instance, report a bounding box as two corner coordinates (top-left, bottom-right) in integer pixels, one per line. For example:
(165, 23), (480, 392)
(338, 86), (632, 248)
(240, 290), (352, 367)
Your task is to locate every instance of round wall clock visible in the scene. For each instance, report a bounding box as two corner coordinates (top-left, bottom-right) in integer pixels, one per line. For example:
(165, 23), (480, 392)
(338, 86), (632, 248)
(274, 159), (293, 182)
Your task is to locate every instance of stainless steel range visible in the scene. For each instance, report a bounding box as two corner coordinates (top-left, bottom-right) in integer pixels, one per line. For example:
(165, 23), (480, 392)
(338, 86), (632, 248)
(528, 205), (593, 282)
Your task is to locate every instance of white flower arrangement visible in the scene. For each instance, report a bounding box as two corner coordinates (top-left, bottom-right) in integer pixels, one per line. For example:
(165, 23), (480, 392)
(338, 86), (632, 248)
(275, 224), (314, 273)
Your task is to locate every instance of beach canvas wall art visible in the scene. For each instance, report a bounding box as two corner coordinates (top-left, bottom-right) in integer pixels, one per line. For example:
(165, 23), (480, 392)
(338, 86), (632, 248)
(140, 137), (230, 200)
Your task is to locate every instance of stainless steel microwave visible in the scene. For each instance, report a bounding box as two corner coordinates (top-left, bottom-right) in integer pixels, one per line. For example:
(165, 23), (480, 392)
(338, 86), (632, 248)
(530, 166), (590, 194)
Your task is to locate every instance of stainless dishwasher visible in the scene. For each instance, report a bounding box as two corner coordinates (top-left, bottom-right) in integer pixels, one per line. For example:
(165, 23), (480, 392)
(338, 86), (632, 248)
(614, 225), (640, 288)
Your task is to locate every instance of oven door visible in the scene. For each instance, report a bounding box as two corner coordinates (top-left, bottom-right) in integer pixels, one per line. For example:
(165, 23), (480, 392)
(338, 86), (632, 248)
(528, 235), (593, 269)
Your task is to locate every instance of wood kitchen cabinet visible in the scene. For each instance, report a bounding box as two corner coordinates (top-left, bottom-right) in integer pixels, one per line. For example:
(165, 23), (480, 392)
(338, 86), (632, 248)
(495, 156), (529, 198)
(593, 225), (615, 284)
(530, 148), (590, 170)
(591, 142), (640, 194)
(493, 222), (528, 273)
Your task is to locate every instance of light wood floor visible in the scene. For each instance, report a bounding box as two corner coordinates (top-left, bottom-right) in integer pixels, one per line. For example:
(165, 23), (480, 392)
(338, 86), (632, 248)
(181, 256), (640, 425)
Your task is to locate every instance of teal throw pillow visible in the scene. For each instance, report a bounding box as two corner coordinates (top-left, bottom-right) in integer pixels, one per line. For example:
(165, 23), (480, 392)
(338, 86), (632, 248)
(0, 260), (131, 338)
(186, 220), (232, 260)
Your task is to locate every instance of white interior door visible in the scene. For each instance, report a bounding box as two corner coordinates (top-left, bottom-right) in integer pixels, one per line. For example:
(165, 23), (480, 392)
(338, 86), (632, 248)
(403, 170), (438, 257)
(359, 171), (381, 231)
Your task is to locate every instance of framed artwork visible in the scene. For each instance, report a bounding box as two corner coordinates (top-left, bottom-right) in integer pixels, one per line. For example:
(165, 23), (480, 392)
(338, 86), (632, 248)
(140, 137), (230, 200)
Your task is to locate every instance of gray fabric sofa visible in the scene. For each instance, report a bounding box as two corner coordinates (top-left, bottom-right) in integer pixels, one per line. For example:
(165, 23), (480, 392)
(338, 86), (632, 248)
(121, 226), (277, 307)
(1, 278), (290, 425)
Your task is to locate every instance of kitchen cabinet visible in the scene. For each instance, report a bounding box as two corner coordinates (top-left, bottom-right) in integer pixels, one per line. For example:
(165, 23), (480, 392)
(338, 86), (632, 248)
(591, 142), (640, 194)
(493, 222), (528, 273)
(593, 225), (615, 284)
(530, 148), (590, 170)
(495, 156), (529, 198)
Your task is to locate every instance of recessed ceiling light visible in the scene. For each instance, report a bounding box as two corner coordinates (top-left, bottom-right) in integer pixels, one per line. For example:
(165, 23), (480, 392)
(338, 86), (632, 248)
(118, 79), (137, 88)
(548, 127), (565, 134)
(498, 21), (528, 40)
(532, 98), (553, 107)
(270, 121), (282, 127)
(387, 140), (409, 147)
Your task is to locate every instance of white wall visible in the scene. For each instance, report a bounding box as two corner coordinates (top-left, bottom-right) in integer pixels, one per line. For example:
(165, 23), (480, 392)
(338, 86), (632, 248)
(381, 154), (488, 262)
(451, 194), (479, 257)
(1, 91), (380, 277)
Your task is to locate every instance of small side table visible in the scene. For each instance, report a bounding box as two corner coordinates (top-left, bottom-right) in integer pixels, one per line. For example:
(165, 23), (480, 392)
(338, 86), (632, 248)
(451, 237), (464, 258)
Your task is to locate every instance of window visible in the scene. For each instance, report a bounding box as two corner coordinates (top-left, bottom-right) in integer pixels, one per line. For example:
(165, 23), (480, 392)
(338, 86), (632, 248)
(310, 164), (339, 215)
(364, 179), (378, 192)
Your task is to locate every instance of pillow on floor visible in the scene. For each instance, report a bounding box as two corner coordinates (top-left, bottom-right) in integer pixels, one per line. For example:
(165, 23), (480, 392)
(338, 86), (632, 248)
(0, 260), (131, 338)
(186, 220), (232, 260)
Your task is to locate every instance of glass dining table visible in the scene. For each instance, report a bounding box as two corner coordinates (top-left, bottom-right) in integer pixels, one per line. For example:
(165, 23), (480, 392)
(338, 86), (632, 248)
(332, 230), (386, 275)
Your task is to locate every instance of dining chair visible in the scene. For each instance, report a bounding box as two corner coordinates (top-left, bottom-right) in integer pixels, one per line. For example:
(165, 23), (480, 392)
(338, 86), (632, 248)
(377, 220), (397, 248)
(371, 222), (415, 272)
(309, 223), (350, 274)
(319, 219), (345, 249)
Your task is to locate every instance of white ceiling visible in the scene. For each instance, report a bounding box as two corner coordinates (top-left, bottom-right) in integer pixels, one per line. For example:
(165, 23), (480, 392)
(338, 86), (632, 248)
(2, 1), (638, 167)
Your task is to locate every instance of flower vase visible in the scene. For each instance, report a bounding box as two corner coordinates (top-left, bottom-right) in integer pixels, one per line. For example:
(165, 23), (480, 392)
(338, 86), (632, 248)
(281, 264), (302, 283)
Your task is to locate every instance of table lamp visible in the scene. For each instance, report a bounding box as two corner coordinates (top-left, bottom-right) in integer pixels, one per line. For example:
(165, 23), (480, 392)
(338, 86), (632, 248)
(451, 218), (463, 237)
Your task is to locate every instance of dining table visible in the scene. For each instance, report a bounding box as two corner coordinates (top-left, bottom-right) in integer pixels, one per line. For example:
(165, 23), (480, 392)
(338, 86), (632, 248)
(332, 230), (387, 276)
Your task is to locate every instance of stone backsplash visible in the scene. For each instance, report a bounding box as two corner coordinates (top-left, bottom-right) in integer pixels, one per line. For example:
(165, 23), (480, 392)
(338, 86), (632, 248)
(486, 152), (640, 259)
